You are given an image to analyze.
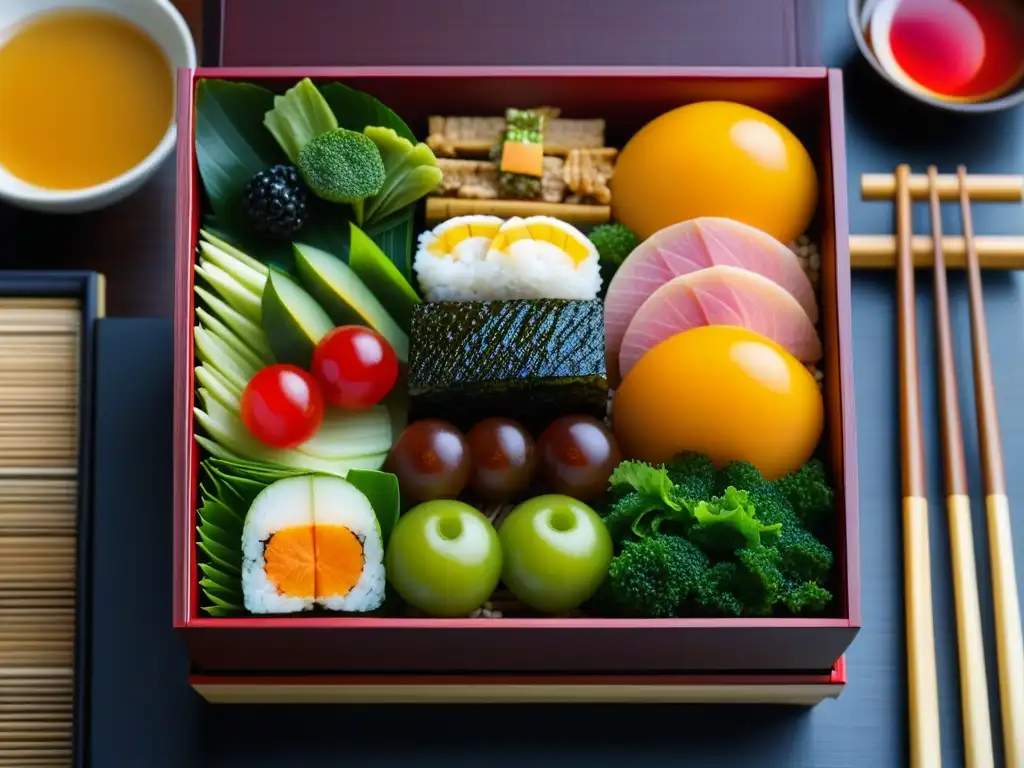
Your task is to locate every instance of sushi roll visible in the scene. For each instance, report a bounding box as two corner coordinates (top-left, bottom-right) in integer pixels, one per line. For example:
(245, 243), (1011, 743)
(414, 215), (504, 301)
(241, 475), (385, 614)
(485, 216), (602, 300)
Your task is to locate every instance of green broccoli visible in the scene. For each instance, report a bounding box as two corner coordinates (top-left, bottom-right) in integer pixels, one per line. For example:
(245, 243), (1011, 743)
(686, 487), (782, 556)
(718, 461), (833, 583)
(297, 127), (386, 206)
(589, 223), (639, 289)
(665, 451), (716, 501)
(601, 491), (658, 548)
(774, 458), (835, 528)
(696, 562), (744, 617)
(607, 535), (710, 618)
(781, 580), (832, 614)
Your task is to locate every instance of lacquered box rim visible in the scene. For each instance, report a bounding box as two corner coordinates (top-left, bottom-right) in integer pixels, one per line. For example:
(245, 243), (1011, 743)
(172, 66), (861, 667)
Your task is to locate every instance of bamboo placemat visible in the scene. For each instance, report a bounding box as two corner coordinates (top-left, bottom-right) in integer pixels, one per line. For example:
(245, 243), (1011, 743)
(0, 297), (80, 767)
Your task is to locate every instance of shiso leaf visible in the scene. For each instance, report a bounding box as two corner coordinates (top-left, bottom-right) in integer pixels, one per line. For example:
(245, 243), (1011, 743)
(206, 592), (244, 611)
(361, 126), (443, 227)
(263, 77), (340, 165)
(346, 468), (400, 547)
(199, 497), (244, 535)
(348, 222), (420, 331)
(363, 205), (416, 287)
(319, 82), (416, 144)
(203, 604), (243, 617)
(197, 540), (241, 577)
(198, 517), (238, 552)
(199, 561), (240, 587)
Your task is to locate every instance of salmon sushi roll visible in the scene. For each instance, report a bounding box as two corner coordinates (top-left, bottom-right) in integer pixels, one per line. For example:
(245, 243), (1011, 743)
(241, 475), (385, 615)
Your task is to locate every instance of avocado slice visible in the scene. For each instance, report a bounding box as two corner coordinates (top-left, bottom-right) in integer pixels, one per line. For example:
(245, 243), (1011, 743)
(261, 269), (334, 368)
(292, 242), (409, 363)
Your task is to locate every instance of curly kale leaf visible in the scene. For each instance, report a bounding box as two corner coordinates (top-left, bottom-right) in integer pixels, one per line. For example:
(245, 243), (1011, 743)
(686, 487), (783, 556)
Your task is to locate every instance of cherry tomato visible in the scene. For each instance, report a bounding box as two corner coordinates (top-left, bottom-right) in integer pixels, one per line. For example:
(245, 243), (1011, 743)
(240, 364), (325, 449)
(466, 418), (536, 502)
(536, 415), (622, 501)
(386, 419), (470, 503)
(311, 325), (398, 409)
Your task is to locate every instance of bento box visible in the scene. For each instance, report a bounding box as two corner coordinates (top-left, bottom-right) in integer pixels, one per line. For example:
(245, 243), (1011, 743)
(172, 66), (860, 677)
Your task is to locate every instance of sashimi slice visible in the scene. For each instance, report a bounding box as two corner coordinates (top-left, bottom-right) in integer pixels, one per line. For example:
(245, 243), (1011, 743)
(619, 265), (822, 379)
(605, 217), (818, 378)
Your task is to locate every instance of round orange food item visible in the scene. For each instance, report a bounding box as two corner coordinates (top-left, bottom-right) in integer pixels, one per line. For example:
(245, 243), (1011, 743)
(314, 524), (364, 598)
(264, 525), (316, 598)
(612, 325), (823, 480)
(610, 101), (818, 243)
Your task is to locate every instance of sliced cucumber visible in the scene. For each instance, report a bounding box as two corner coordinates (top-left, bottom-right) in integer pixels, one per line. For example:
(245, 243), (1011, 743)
(196, 308), (270, 371)
(293, 242), (409, 363)
(194, 326), (252, 393)
(194, 285), (273, 361)
(295, 405), (392, 460)
(199, 241), (268, 297)
(195, 263), (262, 324)
(200, 229), (270, 276)
(195, 366), (242, 413)
(261, 270), (334, 368)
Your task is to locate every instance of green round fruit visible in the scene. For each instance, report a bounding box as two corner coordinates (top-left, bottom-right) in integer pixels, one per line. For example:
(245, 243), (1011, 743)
(498, 494), (613, 613)
(384, 500), (502, 617)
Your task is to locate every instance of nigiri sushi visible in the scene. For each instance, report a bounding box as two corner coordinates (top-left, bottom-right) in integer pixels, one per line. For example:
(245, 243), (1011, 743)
(241, 475), (385, 614)
(413, 215), (601, 301)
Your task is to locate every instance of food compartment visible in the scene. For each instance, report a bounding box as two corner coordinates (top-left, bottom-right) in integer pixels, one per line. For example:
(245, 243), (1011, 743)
(173, 67), (858, 675)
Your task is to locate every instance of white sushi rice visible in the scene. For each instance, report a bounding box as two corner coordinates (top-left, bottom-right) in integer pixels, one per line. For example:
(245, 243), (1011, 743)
(240, 475), (385, 615)
(487, 238), (602, 300)
(311, 476), (385, 613)
(241, 476), (316, 615)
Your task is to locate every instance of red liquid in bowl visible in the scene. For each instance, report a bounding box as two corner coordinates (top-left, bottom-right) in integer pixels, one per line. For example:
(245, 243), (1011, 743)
(879, 0), (1024, 101)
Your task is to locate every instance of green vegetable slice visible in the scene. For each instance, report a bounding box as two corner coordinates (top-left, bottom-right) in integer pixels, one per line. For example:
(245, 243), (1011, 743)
(348, 222), (420, 331)
(199, 241), (268, 296)
(199, 577), (242, 603)
(195, 363), (242, 401)
(263, 77), (339, 165)
(260, 270), (335, 369)
(293, 242), (409, 362)
(200, 229), (270, 276)
(194, 327), (252, 393)
(195, 285), (273, 360)
(294, 405), (392, 460)
(365, 205), (416, 283)
(346, 469), (400, 547)
(198, 517), (238, 552)
(196, 309), (270, 371)
(361, 126), (442, 227)
(195, 435), (243, 462)
(203, 604), (244, 617)
(195, 263), (262, 324)
(199, 562), (240, 587)
(197, 540), (240, 577)
(319, 82), (416, 143)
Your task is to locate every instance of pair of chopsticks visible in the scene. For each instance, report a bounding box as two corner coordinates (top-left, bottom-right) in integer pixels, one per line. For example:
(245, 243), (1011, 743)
(896, 165), (1024, 768)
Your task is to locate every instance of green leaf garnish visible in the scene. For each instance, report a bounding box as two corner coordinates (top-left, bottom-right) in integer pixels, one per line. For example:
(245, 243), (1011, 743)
(361, 126), (442, 227)
(319, 82), (416, 143)
(687, 487), (783, 556)
(348, 221), (420, 331)
(609, 461), (682, 511)
(263, 77), (339, 165)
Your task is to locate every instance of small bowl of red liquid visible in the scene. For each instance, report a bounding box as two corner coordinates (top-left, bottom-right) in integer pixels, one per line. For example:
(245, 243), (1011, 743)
(849, 0), (1024, 113)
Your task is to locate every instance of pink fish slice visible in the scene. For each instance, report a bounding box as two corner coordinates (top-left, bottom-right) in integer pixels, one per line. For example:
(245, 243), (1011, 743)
(618, 264), (822, 380)
(604, 217), (819, 379)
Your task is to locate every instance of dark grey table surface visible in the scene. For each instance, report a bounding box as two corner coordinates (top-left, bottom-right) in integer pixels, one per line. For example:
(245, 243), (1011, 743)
(88, 3), (1024, 766)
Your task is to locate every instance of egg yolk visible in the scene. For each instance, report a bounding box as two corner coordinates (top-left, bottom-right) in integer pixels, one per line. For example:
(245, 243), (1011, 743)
(609, 100), (818, 244)
(612, 325), (824, 480)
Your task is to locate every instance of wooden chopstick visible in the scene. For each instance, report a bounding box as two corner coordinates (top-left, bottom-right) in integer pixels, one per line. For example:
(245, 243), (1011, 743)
(958, 165), (1024, 768)
(927, 166), (995, 768)
(897, 164), (943, 768)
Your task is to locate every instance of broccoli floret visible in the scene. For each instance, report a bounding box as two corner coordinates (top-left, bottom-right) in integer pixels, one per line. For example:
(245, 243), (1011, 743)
(781, 580), (832, 614)
(695, 562), (744, 617)
(773, 458), (835, 528)
(666, 451), (716, 501)
(589, 223), (639, 288)
(607, 535), (710, 618)
(297, 127), (386, 205)
(601, 491), (658, 548)
(730, 546), (786, 616)
(716, 460), (834, 584)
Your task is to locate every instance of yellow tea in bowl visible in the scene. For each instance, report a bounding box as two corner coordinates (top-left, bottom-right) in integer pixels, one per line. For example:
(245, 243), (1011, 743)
(0, 8), (174, 191)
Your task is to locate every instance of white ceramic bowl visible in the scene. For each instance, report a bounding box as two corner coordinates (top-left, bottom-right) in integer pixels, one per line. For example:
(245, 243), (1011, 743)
(0, 0), (197, 213)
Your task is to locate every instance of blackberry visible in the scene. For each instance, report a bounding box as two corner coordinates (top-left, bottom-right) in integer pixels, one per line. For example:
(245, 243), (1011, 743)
(242, 164), (308, 239)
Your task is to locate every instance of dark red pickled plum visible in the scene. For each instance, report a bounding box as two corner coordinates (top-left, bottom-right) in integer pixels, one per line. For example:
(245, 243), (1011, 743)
(386, 419), (471, 503)
(240, 364), (325, 449)
(536, 415), (622, 500)
(311, 325), (399, 409)
(466, 418), (537, 502)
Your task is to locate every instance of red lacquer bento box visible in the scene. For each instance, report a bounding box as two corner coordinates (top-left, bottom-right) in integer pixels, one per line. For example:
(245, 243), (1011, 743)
(173, 66), (860, 677)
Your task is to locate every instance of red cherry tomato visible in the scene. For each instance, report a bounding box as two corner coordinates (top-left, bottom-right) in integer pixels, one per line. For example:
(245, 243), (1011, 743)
(240, 364), (325, 449)
(311, 326), (399, 409)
